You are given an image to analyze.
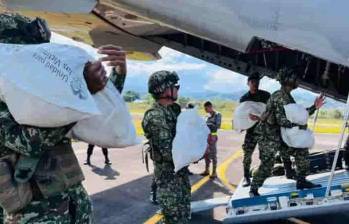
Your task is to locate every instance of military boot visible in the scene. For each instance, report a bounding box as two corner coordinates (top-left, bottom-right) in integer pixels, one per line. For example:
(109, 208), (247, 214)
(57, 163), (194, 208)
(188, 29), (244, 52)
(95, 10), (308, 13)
(200, 169), (209, 176)
(284, 161), (296, 179)
(249, 187), (260, 197)
(150, 191), (158, 205)
(84, 156), (91, 165)
(296, 179), (321, 190)
(242, 176), (251, 187)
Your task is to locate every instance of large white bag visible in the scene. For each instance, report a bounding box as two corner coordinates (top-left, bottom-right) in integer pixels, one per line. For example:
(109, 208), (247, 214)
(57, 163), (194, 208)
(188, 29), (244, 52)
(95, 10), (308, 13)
(0, 43), (99, 127)
(281, 103), (314, 148)
(172, 109), (210, 172)
(66, 81), (140, 148)
(233, 101), (266, 131)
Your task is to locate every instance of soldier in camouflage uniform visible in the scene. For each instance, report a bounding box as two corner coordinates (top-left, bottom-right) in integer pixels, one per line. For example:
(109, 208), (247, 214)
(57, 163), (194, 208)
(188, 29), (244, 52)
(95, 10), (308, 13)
(201, 101), (222, 179)
(142, 71), (191, 224)
(239, 72), (270, 186)
(0, 13), (127, 223)
(249, 68), (325, 196)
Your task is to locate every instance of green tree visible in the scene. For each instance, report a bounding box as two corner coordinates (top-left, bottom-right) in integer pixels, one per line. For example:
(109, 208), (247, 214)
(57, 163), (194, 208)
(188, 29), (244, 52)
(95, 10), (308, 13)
(332, 109), (343, 119)
(123, 90), (140, 102)
(178, 96), (191, 108)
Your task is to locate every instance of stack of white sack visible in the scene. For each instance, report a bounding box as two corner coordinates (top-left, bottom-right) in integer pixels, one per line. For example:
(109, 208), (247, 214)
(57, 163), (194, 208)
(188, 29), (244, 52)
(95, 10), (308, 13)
(0, 42), (140, 148)
(281, 103), (314, 148)
(172, 109), (210, 172)
(233, 101), (266, 131)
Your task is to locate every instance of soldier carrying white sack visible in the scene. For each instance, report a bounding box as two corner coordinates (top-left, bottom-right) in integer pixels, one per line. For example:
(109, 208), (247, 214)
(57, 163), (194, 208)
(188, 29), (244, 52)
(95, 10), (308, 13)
(0, 13), (127, 223)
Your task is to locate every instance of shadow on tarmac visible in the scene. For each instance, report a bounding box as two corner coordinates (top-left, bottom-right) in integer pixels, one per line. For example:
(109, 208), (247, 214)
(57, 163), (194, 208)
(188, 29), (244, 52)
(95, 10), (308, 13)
(90, 164), (120, 180)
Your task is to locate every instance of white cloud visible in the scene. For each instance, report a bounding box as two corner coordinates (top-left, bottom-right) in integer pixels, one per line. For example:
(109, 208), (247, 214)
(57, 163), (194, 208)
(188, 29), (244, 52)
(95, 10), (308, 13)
(204, 69), (288, 94)
(127, 47), (206, 77)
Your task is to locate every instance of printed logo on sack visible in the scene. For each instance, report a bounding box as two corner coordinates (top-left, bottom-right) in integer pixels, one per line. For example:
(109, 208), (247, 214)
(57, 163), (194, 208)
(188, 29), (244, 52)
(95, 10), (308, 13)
(70, 77), (88, 100)
(32, 47), (89, 100)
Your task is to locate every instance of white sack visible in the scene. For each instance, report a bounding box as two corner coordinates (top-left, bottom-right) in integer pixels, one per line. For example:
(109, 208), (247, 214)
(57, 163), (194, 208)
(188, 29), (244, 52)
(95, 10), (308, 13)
(233, 101), (266, 131)
(283, 104), (308, 125)
(172, 109), (210, 172)
(50, 34), (140, 148)
(0, 43), (99, 127)
(66, 81), (140, 148)
(281, 103), (314, 148)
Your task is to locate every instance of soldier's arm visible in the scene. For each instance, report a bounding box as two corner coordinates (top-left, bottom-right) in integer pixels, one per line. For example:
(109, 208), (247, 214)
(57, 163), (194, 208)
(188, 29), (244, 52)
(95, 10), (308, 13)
(142, 111), (173, 162)
(274, 100), (297, 128)
(0, 104), (72, 158)
(109, 67), (126, 93)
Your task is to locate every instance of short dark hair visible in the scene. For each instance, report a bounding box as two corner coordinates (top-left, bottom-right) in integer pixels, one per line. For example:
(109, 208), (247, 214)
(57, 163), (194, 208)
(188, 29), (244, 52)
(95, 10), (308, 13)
(186, 103), (195, 109)
(248, 72), (261, 81)
(204, 101), (212, 107)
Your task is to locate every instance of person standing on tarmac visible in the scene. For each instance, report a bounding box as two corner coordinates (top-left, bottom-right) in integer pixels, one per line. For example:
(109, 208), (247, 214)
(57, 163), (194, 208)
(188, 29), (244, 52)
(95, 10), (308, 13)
(142, 71), (191, 223)
(85, 144), (111, 165)
(0, 13), (127, 223)
(84, 65), (126, 166)
(249, 68), (325, 197)
(239, 72), (270, 187)
(200, 101), (222, 179)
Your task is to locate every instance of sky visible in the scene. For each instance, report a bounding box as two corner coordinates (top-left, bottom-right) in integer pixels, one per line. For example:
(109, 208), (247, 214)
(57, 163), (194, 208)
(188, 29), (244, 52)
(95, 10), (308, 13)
(51, 32), (344, 108)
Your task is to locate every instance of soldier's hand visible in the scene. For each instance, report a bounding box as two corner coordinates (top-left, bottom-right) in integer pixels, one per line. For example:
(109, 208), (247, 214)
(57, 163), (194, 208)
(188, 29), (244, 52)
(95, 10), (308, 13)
(314, 93), (325, 109)
(98, 45), (127, 75)
(249, 114), (260, 121)
(84, 61), (107, 94)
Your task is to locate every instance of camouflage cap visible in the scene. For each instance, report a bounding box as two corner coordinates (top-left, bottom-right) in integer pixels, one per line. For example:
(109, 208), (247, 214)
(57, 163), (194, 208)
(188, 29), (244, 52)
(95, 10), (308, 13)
(148, 70), (179, 97)
(276, 68), (299, 85)
(0, 13), (51, 44)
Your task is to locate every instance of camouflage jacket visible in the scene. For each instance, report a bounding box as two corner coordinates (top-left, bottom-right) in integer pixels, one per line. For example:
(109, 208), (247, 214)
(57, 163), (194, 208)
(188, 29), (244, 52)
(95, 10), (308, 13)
(142, 102), (181, 163)
(257, 88), (316, 141)
(142, 102), (190, 178)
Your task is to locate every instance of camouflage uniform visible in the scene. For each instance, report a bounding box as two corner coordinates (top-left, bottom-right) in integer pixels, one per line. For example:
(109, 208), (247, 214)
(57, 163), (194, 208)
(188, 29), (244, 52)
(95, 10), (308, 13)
(0, 13), (126, 223)
(251, 87), (316, 192)
(142, 71), (190, 224)
(204, 111), (222, 174)
(239, 90), (270, 179)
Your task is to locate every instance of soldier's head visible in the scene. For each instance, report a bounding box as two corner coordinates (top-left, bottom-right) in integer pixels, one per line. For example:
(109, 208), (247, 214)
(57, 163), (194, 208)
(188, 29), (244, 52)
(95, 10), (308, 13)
(186, 103), (195, 109)
(148, 70), (180, 102)
(247, 72), (261, 93)
(0, 13), (51, 44)
(204, 101), (214, 113)
(277, 68), (299, 90)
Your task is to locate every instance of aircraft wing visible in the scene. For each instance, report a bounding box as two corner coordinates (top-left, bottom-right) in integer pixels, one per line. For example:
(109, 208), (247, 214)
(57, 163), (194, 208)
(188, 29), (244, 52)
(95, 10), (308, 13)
(3, 0), (349, 101)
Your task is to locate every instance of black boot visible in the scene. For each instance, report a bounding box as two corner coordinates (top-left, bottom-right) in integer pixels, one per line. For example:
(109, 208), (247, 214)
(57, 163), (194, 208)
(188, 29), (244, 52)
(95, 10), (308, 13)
(242, 176), (251, 187)
(249, 187), (260, 197)
(84, 158), (91, 165)
(150, 191), (158, 205)
(296, 179), (321, 190)
(284, 160), (296, 179)
(102, 148), (112, 165)
(285, 169), (296, 180)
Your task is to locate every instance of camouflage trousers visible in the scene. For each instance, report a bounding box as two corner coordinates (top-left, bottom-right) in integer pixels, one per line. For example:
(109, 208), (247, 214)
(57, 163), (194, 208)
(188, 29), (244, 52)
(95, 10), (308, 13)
(279, 143), (309, 181)
(204, 136), (218, 172)
(5, 184), (93, 224)
(242, 129), (258, 178)
(154, 162), (191, 224)
(250, 140), (277, 190)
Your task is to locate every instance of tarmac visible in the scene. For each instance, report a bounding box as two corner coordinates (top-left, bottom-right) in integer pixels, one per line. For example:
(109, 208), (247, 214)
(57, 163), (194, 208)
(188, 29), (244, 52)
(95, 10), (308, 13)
(72, 131), (349, 224)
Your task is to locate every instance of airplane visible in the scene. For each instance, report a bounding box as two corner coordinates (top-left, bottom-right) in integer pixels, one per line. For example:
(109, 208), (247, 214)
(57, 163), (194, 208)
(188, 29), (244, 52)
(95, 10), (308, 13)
(3, 1), (349, 223)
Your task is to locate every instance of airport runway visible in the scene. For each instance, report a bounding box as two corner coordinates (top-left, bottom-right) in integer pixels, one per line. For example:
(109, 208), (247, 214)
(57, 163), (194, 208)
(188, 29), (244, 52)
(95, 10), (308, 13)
(72, 131), (348, 224)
